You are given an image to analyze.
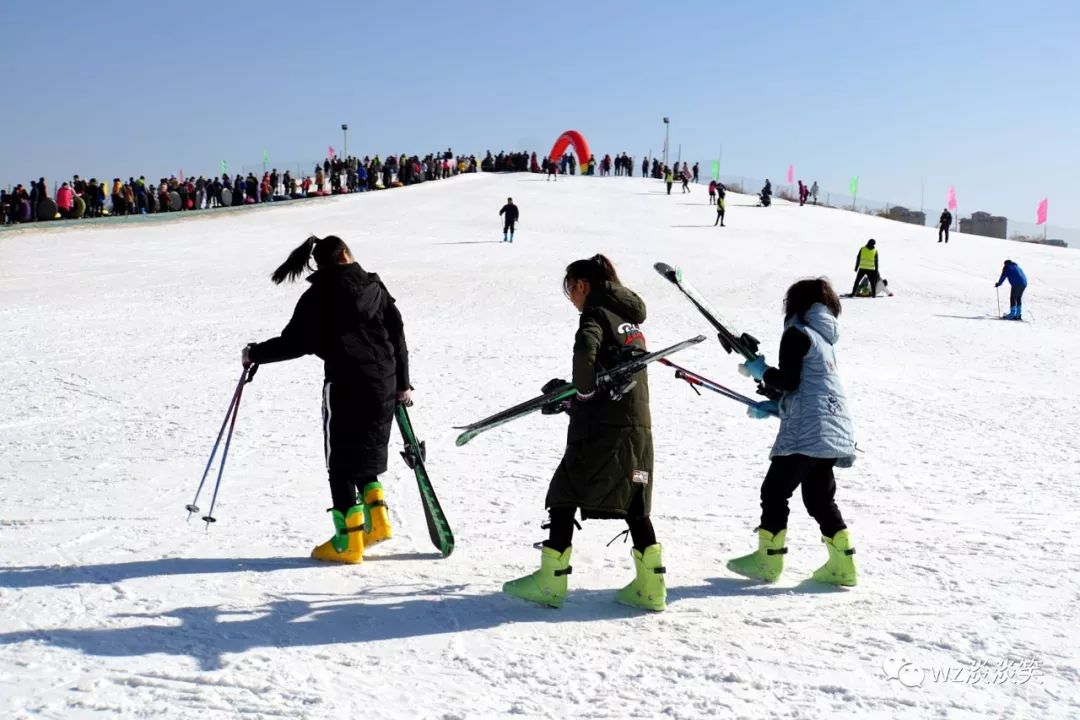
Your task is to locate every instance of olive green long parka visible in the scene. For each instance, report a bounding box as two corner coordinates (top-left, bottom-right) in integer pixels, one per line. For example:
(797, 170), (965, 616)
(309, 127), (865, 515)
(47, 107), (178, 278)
(545, 282), (655, 520)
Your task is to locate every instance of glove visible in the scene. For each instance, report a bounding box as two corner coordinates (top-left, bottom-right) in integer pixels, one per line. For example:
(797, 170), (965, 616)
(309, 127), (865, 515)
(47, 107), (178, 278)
(241, 344), (254, 367)
(738, 355), (768, 381)
(540, 378), (570, 415)
(746, 400), (778, 419)
(994, 282), (1002, 288)
(541, 377), (568, 394)
(397, 389), (414, 407)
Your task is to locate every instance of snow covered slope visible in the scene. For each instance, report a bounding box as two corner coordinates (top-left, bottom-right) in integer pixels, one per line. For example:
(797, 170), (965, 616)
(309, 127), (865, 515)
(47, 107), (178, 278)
(1, 173), (1078, 719)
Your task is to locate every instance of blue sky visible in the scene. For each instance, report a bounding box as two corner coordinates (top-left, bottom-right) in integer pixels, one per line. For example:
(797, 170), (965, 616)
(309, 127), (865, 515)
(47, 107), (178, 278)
(4, 0), (1078, 227)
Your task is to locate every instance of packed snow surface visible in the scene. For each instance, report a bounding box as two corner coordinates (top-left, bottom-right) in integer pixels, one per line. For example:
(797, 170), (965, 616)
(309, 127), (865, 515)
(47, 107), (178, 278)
(2, 173), (1078, 719)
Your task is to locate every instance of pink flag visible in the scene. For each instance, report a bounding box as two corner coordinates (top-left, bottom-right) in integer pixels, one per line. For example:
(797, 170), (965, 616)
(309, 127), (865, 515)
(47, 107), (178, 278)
(179, 169), (184, 183)
(1036, 198), (1048, 225)
(786, 165), (794, 184)
(328, 146), (335, 159)
(947, 186), (958, 211)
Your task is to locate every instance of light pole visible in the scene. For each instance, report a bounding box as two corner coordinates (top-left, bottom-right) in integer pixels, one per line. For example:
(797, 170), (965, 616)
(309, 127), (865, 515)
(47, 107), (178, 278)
(341, 124), (349, 160)
(662, 117), (670, 171)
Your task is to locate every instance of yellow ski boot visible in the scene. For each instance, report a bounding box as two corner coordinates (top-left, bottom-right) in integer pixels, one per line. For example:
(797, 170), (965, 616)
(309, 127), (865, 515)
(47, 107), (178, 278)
(727, 528), (787, 582)
(361, 482), (393, 547)
(811, 529), (858, 586)
(503, 546), (572, 608)
(311, 504), (364, 564)
(615, 544), (667, 611)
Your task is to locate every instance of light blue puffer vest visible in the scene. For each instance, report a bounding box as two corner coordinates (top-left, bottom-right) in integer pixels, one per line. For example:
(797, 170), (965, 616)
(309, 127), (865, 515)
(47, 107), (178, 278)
(770, 304), (856, 468)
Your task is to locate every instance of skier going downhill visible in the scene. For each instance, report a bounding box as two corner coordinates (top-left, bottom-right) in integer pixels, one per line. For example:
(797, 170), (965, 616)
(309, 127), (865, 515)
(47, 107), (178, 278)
(728, 278), (859, 586)
(714, 183), (726, 227)
(499, 197), (519, 242)
(996, 259), (1028, 320)
(503, 254), (667, 611)
(244, 235), (412, 564)
(939, 208), (953, 243)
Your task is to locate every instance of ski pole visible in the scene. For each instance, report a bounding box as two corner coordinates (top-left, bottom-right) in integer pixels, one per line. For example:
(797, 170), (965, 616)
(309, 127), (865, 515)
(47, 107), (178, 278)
(186, 367), (247, 520)
(995, 286), (1001, 318)
(202, 364), (257, 527)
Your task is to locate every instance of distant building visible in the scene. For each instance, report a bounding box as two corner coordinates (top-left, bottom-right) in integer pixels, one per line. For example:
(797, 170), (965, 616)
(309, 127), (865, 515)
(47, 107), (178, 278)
(959, 211), (1007, 239)
(1044, 238), (1068, 248)
(886, 206), (927, 226)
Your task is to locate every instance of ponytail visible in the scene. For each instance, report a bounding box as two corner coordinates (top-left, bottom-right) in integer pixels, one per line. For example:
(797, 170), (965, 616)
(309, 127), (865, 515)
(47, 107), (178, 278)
(270, 234), (352, 284)
(563, 253), (621, 297)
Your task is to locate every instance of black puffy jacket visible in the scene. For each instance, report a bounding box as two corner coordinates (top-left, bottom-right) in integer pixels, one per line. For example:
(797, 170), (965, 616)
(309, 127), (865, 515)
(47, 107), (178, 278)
(248, 263), (409, 390)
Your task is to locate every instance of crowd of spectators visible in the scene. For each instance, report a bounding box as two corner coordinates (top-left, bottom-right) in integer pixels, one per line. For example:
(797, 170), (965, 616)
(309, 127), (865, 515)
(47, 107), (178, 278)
(0, 150), (481, 225)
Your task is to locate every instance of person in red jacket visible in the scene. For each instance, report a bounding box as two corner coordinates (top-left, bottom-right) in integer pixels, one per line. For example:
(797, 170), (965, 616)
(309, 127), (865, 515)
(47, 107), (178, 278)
(56, 182), (75, 215)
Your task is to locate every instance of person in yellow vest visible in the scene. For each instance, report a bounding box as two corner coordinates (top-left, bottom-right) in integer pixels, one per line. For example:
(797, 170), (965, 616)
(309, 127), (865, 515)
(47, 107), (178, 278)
(851, 239), (879, 297)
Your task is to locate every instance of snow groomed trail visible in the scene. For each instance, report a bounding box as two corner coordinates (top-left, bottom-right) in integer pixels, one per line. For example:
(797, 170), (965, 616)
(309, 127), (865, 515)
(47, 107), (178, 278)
(2, 173), (1078, 719)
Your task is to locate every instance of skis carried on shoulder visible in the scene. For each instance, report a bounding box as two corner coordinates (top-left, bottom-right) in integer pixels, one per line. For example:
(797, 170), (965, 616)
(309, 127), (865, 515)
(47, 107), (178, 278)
(395, 404), (454, 556)
(454, 334), (706, 447)
(653, 262), (761, 360)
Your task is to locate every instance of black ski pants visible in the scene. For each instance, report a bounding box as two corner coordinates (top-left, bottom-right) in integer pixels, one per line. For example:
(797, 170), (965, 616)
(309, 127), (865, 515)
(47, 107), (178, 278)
(938, 224), (949, 243)
(545, 490), (656, 553)
(1010, 284), (1026, 309)
(759, 454), (846, 538)
(852, 269), (879, 296)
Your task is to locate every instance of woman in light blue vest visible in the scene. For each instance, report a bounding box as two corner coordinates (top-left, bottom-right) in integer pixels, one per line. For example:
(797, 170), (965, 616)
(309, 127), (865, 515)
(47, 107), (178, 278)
(728, 278), (858, 586)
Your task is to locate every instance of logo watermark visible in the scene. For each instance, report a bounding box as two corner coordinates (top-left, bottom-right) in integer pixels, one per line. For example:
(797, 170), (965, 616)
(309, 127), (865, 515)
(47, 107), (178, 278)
(883, 657), (1046, 688)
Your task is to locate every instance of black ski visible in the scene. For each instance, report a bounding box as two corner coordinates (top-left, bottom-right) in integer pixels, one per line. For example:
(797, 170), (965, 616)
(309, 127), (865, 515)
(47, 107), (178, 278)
(653, 262), (761, 359)
(454, 334), (706, 446)
(654, 262), (779, 400)
(395, 404), (454, 556)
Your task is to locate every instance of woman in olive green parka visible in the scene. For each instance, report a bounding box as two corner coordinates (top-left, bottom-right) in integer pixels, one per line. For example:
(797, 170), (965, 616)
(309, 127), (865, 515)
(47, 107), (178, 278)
(504, 255), (667, 612)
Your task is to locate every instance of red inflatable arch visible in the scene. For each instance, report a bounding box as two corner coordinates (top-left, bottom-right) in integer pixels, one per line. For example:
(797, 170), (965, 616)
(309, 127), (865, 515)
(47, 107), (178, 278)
(549, 130), (591, 163)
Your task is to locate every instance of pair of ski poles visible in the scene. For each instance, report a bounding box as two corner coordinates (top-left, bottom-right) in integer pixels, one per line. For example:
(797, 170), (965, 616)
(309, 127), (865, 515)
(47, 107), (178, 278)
(186, 363), (258, 527)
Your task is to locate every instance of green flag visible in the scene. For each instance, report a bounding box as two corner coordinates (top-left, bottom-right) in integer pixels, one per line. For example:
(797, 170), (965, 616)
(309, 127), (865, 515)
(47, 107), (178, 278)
(221, 160), (227, 174)
(262, 149), (269, 164)
(711, 160), (720, 181)
(849, 176), (859, 195)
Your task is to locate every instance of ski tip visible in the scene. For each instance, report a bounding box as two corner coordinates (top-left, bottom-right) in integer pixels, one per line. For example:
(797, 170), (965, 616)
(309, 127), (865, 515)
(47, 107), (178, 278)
(454, 433), (472, 447)
(691, 334), (707, 343)
(653, 262), (678, 281)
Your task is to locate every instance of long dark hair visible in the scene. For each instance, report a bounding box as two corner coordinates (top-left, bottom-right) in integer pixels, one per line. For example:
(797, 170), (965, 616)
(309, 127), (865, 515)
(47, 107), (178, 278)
(271, 235), (351, 284)
(563, 254), (621, 297)
(784, 278), (842, 321)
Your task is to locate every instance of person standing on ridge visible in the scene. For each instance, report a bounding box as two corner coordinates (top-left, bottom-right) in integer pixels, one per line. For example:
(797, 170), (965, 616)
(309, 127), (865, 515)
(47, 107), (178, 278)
(681, 168), (691, 194)
(499, 197), (519, 242)
(665, 167), (674, 195)
(996, 259), (1028, 320)
(851, 239), (879, 297)
(244, 235), (412, 564)
(810, 181), (819, 205)
(729, 279), (858, 587)
(503, 254), (667, 611)
(708, 179), (717, 205)
(938, 208), (953, 243)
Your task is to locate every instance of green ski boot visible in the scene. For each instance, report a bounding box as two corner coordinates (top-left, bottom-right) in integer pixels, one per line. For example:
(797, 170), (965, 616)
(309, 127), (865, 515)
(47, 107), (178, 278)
(503, 546), (572, 608)
(727, 528), (787, 582)
(616, 544), (667, 611)
(812, 529), (857, 586)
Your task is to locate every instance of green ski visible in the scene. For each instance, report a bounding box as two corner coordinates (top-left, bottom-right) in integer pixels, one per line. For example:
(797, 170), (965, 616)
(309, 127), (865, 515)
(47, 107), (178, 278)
(396, 404), (454, 556)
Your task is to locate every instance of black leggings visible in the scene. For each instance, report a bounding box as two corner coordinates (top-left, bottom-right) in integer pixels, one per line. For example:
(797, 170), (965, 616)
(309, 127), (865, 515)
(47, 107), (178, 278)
(329, 473), (378, 512)
(545, 492), (656, 553)
(759, 454), (846, 538)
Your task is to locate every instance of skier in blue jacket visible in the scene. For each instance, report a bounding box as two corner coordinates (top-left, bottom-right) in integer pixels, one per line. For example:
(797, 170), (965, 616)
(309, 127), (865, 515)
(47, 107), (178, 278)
(995, 260), (1028, 320)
